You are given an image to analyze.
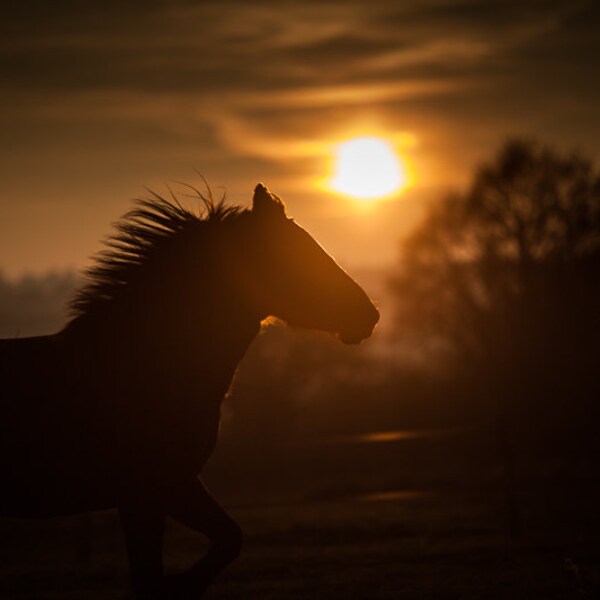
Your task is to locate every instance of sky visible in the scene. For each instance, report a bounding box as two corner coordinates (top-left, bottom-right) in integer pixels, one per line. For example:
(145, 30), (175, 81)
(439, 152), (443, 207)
(1, 0), (599, 277)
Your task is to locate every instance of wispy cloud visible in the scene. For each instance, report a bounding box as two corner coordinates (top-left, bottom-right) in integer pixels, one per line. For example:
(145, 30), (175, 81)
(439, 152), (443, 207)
(1, 0), (600, 271)
(2, 1), (599, 177)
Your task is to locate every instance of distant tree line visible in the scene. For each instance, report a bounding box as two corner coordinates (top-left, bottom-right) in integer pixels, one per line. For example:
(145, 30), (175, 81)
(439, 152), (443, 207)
(0, 271), (77, 337)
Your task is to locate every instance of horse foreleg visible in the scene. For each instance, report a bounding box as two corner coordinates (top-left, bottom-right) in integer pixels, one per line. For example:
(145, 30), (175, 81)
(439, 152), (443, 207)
(163, 476), (242, 598)
(119, 503), (166, 600)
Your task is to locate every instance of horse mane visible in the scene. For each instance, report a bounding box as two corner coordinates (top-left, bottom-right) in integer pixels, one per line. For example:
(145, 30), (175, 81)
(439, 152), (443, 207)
(70, 185), (244, 318)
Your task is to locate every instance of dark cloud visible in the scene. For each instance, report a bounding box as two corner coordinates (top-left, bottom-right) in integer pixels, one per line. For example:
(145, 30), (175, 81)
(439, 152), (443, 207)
(1, 0), (595, 156)
(3, 0), (597, 107)
(0, 2), (541, 91)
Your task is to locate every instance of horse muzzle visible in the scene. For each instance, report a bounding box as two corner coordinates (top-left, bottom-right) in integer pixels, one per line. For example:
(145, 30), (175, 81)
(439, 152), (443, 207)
(337, 304), (380, 345)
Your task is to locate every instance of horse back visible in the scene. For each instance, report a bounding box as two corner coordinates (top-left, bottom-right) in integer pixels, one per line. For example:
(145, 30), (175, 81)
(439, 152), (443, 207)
(0, 334), (63, 405)
(1, 334), (88, 449)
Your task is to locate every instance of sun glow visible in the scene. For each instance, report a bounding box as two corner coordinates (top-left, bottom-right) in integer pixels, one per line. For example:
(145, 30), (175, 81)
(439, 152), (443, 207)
(329, 136), (408, 200)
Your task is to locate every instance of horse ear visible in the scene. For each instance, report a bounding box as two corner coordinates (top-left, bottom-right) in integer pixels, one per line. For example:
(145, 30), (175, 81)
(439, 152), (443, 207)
(252, 183), (286, 218)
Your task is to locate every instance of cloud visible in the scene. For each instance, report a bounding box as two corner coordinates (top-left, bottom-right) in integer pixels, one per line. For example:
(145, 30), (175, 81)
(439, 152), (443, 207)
(5, 0), (575, 97)
(1, 0), (600, 190)
(1, 0), (600, 276)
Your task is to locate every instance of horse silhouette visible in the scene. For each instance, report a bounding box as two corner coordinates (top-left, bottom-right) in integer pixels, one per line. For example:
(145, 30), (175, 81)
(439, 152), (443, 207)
(0, 183), (379, 599)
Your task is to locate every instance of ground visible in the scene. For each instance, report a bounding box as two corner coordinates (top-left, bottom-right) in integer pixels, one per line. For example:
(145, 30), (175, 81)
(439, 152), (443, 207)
(1, 426), (599, 598)
(1, 488), (598, 599)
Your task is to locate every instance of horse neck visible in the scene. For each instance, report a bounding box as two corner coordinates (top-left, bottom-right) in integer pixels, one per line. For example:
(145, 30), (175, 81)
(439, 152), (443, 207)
(64, 278), (263, 383)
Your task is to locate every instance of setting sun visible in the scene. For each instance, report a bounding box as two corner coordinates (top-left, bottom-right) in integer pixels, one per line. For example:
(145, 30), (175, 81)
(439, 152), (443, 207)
(329, 137), (407, 200)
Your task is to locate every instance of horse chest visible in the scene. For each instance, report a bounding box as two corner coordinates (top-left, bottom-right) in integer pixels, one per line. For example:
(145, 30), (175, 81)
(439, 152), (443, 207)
(109, 370), (230, 477)
(64, 317), (258, 479)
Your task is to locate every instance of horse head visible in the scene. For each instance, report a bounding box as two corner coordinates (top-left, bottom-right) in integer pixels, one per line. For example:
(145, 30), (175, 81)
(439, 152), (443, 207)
(233, 184), (379, 344)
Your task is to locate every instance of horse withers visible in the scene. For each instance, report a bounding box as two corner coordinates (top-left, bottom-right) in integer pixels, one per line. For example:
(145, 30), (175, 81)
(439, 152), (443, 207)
(0, 183), (379, 598)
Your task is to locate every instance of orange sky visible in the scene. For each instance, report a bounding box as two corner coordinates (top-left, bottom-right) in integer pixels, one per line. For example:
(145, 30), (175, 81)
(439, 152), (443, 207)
(1, 1), (600, 277)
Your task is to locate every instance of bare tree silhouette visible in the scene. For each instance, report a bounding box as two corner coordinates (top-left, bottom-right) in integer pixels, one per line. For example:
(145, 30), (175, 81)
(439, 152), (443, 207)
(391, 139), (600, 538)
(392, 138), (600, 373)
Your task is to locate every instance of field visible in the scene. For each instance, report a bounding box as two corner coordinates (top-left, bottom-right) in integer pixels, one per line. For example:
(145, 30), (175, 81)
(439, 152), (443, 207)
(1, 428), (599, 599)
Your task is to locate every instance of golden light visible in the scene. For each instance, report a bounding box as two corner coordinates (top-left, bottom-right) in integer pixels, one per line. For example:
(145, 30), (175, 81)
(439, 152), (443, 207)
(329, 136), (407, 200)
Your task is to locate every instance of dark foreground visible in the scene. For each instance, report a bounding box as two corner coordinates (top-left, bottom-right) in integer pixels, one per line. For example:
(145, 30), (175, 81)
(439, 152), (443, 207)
(1, 485), (598, 599)
(1, 419), (599, 599)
